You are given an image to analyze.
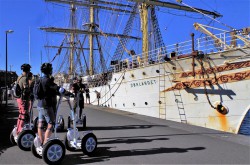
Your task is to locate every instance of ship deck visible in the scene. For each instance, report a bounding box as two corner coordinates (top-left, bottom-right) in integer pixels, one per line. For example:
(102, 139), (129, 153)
(0, 100), (249, 164)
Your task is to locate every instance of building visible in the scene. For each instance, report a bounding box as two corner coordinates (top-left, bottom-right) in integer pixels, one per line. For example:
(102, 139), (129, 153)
(0, 70), (18, 88)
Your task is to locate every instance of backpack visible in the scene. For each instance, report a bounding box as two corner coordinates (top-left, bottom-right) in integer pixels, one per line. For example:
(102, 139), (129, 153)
(13, 83), (22, 98)
(33, 78), (45, 100)
(13, 76), (23, 98)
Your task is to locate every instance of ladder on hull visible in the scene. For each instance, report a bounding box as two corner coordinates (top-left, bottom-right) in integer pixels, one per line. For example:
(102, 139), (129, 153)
(171, 57), (187, 124)
(158, 60), (188, 123)
(173, 90), (187, 124)
(159, 63), (166, 119)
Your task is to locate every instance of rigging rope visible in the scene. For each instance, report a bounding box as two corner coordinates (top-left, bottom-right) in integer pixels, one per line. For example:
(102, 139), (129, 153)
(98, 70), (126, 105)
(50, 36), (67, 63)
(177, 1), (234, 30)
(95, 25), (131, 68)
(115, 1), (129, 34)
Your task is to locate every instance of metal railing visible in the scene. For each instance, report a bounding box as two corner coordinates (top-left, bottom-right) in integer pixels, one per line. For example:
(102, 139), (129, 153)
(111, 31), (250, 73)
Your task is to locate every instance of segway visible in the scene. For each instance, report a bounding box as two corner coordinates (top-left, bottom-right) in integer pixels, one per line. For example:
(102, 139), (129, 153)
(31, 88), (66, 164)
(68, 92), (86, 129)
(10, 101), (35, 151)
(64, 94), (97, 155)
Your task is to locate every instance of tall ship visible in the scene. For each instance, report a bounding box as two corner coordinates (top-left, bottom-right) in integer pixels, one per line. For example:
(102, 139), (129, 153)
(41, 0), (250, 135)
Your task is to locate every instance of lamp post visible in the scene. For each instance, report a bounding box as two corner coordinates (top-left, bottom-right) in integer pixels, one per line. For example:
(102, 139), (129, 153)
(10, 64), (13, 71)
(5, 30), (14, 107)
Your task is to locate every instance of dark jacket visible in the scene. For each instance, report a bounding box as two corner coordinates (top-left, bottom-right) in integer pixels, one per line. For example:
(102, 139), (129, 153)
(72, 83), (85, 100)
(38, 75), (59, 108)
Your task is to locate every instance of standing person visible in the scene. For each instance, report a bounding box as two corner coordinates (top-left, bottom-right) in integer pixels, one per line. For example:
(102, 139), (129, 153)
(16, 63), (32, 134)
(37, 63), (65, 146)
(10, 81), (16, 100)
(71, 76), (85, 120)
(85, 86), (90, 104)
(94, 90), (101, 106)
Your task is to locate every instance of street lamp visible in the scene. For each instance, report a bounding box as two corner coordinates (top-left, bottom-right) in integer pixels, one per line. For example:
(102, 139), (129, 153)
(5, 30), (14, 106)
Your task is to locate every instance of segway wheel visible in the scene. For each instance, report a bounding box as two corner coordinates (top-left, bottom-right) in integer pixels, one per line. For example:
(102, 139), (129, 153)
(17, 130), (35, 151)
(33, 117), (38, 133)
(82, 115), (86, 128)
(67, 116), (72, 128)
(31, 143), (42, 159)
(81, 133), (97, 156)
(64, 135), (75, 151)
(42, 139), (65, 165)
(10, 131), (16, 145)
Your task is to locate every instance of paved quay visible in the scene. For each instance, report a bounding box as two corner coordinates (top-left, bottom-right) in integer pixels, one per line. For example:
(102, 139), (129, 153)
(0, 99), (249, 164)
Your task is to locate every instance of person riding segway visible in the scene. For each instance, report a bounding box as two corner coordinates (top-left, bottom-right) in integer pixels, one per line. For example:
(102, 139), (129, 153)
(64, 93), (97, 155)
(31, 63), (66, 164)
(68, 76), (86, 128)
(85, 86), (90, 104)
(10, 64), (36, 151)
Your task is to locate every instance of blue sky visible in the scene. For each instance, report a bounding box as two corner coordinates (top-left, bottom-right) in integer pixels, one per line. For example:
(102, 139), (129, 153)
(0, 0), (249, 76)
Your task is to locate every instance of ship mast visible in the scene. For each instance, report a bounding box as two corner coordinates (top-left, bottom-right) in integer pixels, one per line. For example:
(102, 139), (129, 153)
(89, 0), (94, 75)
(131, 0), (222, 55)
(140, 3), (149, 63)
(70, 3), (76, 75)
(42, 0), (140, 76)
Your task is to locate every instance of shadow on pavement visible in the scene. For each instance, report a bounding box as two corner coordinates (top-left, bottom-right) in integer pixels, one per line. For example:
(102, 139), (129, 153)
(80, 124), (167, 131)
(0, 100), (19, 156)
(62, 146), (206, 164)
(98, 137), (169, 145)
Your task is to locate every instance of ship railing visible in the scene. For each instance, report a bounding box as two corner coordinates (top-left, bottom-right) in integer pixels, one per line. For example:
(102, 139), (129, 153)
(84, 72), (112, 88)
(111, 31), (249, 73)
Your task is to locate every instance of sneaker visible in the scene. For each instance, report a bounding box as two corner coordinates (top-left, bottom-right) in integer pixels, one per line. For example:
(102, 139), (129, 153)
(36, 145), (43, 155)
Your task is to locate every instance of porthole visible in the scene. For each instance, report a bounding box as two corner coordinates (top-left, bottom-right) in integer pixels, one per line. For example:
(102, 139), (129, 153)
(172, 67), (176, 70)
(114, 78), (117, 81)
(156, 70), (160, 73)
(115, 104), (117, 107)
(133, 103), (135, 106)
(158, 101), (162, 104)
(131, 74), (134, 77)
(142, 72), (146, 75)
(122, 76), (125, 79)
(112, 94), (115, 97)
(123, 103), (125, 107)
(145, 102), (148, 105)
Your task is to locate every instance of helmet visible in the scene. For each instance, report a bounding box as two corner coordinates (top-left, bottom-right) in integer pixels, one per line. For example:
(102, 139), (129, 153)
(41, 63), (53, 75)
(21, 63), (31, 72)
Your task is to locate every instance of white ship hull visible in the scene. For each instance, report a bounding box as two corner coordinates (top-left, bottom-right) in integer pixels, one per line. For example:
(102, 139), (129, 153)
(88, 47), (250, 134)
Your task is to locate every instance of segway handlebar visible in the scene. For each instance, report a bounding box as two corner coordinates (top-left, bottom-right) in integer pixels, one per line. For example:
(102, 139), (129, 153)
(58, 87), (74, 97)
